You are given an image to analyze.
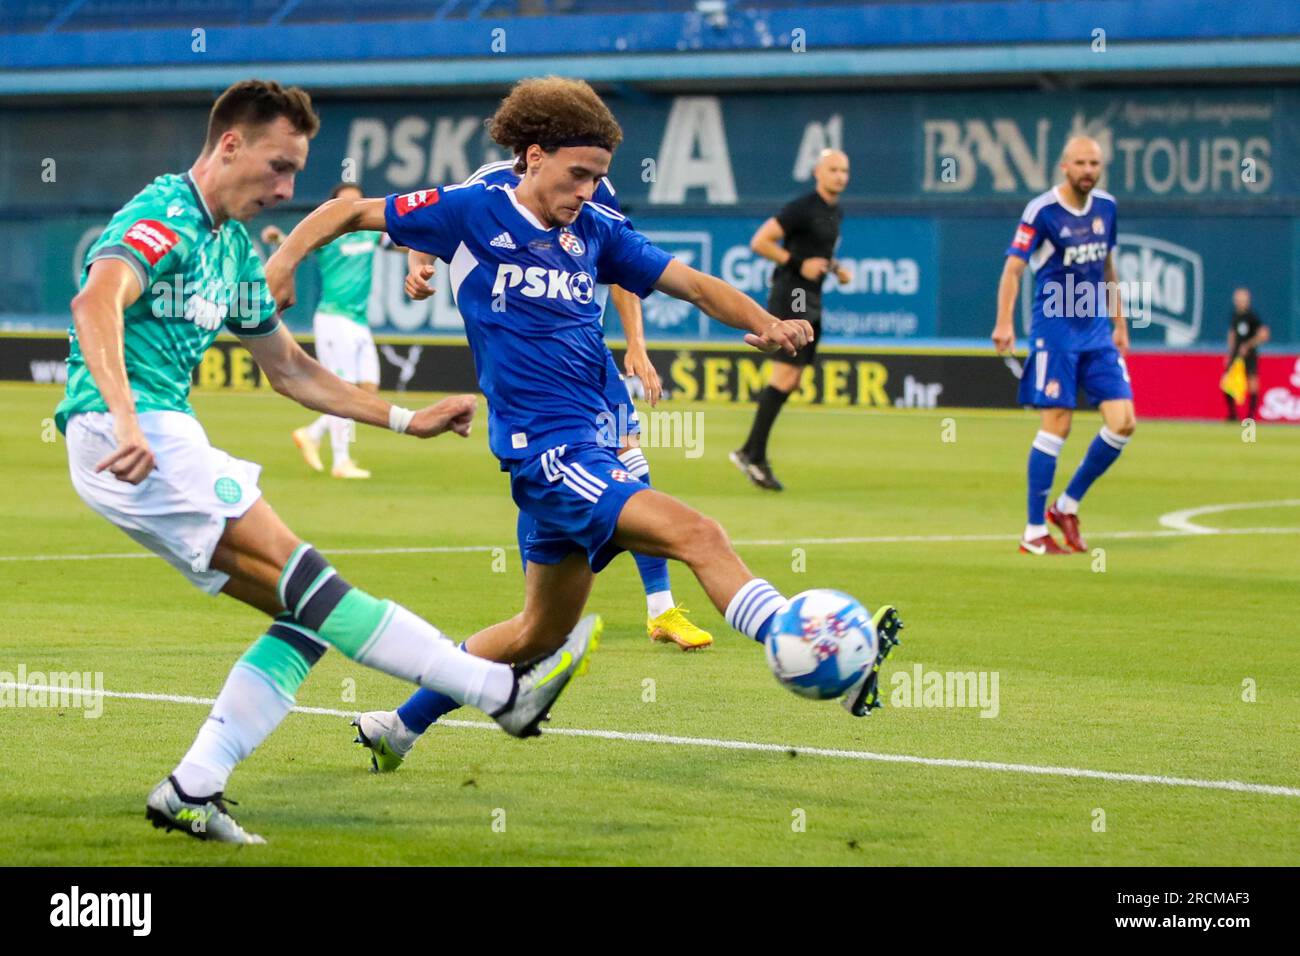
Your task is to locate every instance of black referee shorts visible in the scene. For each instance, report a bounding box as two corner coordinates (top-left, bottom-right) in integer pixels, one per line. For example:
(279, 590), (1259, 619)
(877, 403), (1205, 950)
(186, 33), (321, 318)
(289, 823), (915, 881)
(768, 313), (822, 368)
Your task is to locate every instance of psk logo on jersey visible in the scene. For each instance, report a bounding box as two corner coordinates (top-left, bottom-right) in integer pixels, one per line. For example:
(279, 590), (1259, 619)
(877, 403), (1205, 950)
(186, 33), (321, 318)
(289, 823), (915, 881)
(558, 227), (585, 257)
(490, 231), (517, 250)
(492, 264), (595, 304)
(395, 189), (439, 216)
(1062, 241), (1108, 267)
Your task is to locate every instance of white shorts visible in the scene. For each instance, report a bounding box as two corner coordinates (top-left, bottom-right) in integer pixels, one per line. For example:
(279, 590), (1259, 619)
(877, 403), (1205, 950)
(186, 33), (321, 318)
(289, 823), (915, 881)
(313, 310), (380, 386)
(66, 411), (263, 595)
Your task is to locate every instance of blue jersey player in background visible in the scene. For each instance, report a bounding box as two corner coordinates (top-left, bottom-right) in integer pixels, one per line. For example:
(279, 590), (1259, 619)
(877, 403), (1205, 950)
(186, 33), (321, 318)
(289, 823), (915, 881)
(992, 135), (1137, 556)
(266, 78), (903, 769)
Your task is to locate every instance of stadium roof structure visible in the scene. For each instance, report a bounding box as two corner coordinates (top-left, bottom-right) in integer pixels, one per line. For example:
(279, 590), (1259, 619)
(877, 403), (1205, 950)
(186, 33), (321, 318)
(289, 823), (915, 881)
(1, 0), (1299, 98)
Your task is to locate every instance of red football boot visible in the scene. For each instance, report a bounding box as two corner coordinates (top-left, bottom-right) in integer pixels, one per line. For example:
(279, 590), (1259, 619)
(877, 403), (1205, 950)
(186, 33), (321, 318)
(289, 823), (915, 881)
(1019, 532), (1071, 555)
(1046, 504), (1088, 553)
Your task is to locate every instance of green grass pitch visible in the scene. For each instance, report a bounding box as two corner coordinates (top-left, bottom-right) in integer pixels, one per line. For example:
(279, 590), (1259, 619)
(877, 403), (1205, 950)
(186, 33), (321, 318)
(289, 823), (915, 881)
(1, 382), (1297, 865)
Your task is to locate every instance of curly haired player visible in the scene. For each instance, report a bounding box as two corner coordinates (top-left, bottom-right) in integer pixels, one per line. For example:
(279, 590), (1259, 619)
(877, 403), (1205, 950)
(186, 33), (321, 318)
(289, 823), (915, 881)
(266, 77), (903, 771)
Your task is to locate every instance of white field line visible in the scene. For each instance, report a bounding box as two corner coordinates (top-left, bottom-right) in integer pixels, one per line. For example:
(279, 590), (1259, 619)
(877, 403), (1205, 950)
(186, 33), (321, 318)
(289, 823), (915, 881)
(3, 524), (1300, 563)
(1157, 499), (1300, 534)
(2, 682), (1297, 800)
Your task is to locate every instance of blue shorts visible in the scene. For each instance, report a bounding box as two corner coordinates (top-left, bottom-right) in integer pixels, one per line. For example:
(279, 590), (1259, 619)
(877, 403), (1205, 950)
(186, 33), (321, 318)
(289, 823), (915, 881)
(1019, 344), (1133, 409)
(600, 351), (640, 440)
(509, 442), (649, 572)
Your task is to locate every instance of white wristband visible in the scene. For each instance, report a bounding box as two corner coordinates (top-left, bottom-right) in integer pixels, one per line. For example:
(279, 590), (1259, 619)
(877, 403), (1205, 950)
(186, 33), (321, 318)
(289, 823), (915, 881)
(388, 405), (415, 434)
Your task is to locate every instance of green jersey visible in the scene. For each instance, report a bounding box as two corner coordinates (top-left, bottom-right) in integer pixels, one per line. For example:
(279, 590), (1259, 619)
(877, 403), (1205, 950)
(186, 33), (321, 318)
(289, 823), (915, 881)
(316, 230), (382, 324)
(55, 172), (280, 432)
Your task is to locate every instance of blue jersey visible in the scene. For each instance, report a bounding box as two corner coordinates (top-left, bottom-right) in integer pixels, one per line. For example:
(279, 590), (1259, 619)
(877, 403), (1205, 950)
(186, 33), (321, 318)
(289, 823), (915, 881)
(462, 160), (621, 312)
(1006, 186), (1118, 352)
(384, 182), (672, 460)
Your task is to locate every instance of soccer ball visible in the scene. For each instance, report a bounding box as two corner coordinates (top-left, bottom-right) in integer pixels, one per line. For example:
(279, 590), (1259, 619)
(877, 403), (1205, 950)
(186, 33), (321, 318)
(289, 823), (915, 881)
(764, 589), (878, 700)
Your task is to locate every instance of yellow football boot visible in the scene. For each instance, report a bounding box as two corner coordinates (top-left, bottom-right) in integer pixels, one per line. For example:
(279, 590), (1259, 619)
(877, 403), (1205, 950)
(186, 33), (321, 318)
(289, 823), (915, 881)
(647, 606), (713, 651)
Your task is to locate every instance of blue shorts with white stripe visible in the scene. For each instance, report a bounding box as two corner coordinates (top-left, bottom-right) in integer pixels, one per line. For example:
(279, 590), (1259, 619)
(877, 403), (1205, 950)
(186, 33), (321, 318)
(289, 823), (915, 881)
(509, 442), (650, 572)
(1018, 343), (1133, 409)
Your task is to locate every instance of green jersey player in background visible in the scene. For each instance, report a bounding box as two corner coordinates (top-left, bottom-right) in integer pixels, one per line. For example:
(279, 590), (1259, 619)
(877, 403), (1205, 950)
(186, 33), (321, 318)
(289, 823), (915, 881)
(56, 79), (594, 844)
(263, 183), (397, 478)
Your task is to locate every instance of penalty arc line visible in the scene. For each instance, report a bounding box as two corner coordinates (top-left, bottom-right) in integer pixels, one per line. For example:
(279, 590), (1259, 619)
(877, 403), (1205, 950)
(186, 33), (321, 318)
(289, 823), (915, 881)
(3, 682), (1297, 800)
(3, 524), (1300, 563)
(1157, 499), (1300, 535)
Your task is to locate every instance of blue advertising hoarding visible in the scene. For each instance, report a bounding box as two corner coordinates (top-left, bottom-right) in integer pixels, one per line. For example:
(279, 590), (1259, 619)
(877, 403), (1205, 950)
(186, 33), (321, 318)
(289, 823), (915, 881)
(3, 85), (1298, 343)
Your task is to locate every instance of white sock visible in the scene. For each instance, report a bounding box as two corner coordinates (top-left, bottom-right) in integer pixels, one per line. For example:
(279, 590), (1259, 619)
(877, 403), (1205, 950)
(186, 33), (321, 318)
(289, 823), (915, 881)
(357, 604), (513, 714)
(1055, 492), (1080, 515)
(1024, 523), (1048, 540)
(646, 590), (675, 619)
(724, 578), (787, 641)
(306, 415), (328, 443)
(387, 711), (423, 751)
(173, 663), (292, 797)
(1032, 430), (1065, 456)
(617, 447), (651, 480)
(329, 416), (353, 463)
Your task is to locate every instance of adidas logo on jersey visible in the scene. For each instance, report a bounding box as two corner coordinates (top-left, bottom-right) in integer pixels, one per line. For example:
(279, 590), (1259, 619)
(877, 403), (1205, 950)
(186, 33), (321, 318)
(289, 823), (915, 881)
(490, 231), (517, 250)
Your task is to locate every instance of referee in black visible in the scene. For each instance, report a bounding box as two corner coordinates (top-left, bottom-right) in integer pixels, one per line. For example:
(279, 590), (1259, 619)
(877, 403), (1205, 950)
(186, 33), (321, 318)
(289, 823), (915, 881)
(731, 148), (851, 490)
(1224, 286), (1270, 422)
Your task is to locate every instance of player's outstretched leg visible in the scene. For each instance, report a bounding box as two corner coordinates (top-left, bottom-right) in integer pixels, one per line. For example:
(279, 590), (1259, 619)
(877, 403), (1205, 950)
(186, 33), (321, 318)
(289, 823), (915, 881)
(354, 552), (601, 771)
(150, 501), (594, 841)
(613, 488), (781, 635)
(1048, 399), (1135, 553)
(616, 443), (712, 651)
(614, 488), (894, 716)
(1021, 410), (1072, 555)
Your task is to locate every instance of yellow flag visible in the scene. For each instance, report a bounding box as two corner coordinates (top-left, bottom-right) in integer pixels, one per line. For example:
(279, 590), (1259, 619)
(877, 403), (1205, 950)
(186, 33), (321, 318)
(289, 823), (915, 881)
(1220, 357), (1248, 404)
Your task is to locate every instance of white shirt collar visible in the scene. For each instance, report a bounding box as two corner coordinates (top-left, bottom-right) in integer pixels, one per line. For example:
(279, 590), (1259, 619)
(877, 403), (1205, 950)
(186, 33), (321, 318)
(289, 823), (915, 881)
(1054, 184), (1093, 217)
(502, 185), (552, 232)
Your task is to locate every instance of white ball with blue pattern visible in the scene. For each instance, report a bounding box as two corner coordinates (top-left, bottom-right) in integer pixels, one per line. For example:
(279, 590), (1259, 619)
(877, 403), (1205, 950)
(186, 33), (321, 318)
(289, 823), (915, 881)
(764, 589), (878, 699)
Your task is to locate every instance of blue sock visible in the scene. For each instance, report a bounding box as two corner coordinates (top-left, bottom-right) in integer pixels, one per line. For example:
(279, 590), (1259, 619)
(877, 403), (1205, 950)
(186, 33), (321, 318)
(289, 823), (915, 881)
(1064, 427), (1129, 504)
(1027, 430), (1064, 526)
(395, 645), (466, 733)
(618, 447), (672, 600)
